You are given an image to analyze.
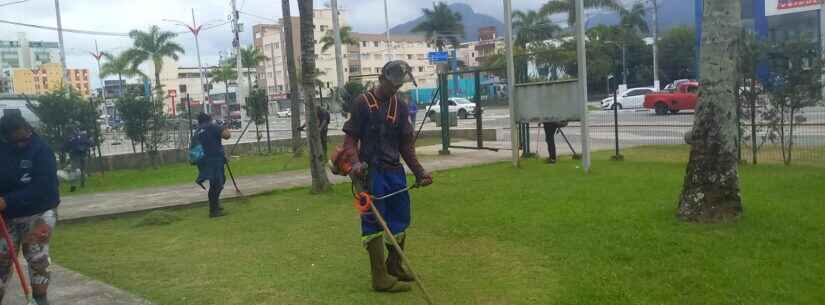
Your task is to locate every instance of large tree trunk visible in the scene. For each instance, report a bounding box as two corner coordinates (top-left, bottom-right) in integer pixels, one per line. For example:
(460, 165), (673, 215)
(282, 0), (303, 157)
(677, 0), (743, 223)
(298, 0), (331, 193)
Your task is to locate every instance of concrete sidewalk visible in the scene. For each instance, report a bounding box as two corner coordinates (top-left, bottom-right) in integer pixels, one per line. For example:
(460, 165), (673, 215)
(58, 143), (511, 221)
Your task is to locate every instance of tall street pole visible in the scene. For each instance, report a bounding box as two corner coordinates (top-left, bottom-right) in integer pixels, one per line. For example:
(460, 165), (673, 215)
(331, 0), (345, 106)
(384, 0), (391, 57)
(92, 40), (105, 99)
(192, 9), (210, 114)
(651, 0), (660, 90)
(54, 0), (68, 86)
(575, 0), (591, 173)
(503, 0), (518, 167)
(231, 0), (246, 122)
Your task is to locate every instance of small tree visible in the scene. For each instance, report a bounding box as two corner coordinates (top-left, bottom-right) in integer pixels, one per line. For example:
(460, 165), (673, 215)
(115, 93), (167, 166)
(244, 88), (269, 153)
(764, 39), (824, 165)
(736, 31), (769, 164)
(26, 88), (97, 162)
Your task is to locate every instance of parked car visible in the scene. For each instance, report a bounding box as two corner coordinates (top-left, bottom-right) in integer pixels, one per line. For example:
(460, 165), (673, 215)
(277, 109), (291, 118)
(601, 87), (656, 110)
(0, 97), (40, 127)
(644, 81), (700, 115)
(426, 97), (480, 121)
(663, 79), (697, 91)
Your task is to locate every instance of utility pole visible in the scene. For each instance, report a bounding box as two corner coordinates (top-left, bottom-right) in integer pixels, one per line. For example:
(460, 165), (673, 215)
(651, 0), (660, 90)
(231, 0), (246, 121)
(192, 9), (209, 114)
(331, 0), (345, 107)
(575, 0), (591, 173)
(384, 0), (391, 57)
(91, 40), (105, 99)
(503, 0), (518, 167)
(54, 0), (68, 86)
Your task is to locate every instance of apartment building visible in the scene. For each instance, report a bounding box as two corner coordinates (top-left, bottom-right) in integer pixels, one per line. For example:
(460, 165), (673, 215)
(10, 63), (90, 97)
(349, 33), (437, 89)
(1, 33), (60, 94)
(253, 24), (288, 100)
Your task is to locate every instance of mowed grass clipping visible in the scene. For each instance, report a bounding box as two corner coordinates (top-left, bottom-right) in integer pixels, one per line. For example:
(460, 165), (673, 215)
(52, 146), (825, 305)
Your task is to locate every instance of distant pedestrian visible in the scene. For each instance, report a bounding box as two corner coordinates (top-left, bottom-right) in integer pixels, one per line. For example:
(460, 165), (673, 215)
(408, 94), (418, 125)
(542, 121), (568, 164)
(64, 129), (91, 192)
(0, 114), (59, 305)
(298, 105), (331, 157)
(194, 113), (231, 218)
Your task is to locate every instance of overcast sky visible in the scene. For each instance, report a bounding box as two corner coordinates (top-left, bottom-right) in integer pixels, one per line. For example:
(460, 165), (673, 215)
(0, 0), (560, 86)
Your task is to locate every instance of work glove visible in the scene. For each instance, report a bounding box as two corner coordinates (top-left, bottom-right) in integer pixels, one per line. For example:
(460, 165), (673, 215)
(415, 173), (433, 187)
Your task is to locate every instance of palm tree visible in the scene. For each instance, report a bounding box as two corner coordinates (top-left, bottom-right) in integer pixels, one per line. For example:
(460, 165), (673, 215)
(320, 25), (358, 52)
(298, 0), (332, 193)
(620, 3), (650, 36)
(678, 0), (743, 222)
(100, 52), (145, 97)
(411, 2), (465, 51)
(209, 63), (237, 105)
(282, 0), (302, 157)
(539, 0), (623, 27)
(227, 46), (268, 91)
(513, 10), (562, 47)
(123, 25), (185, 97)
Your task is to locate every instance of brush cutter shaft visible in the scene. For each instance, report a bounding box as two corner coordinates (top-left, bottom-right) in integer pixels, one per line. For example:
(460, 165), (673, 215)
(372, 186), (413, 201)
(0, 216), (34, 303)
(367, 203), (435, 305)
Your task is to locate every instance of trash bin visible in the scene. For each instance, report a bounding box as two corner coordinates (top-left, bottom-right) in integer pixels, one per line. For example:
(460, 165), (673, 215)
(434, 112), (458, 127)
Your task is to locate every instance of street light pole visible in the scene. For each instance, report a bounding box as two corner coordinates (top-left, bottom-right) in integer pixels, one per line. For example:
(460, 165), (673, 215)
(231, 0), (246, 122)
(503, 0), (519, 167)
(575, 0), (591, 173)
(90, 40), (105, 99)
(54, 0), (68, 86)
(331, 0), (345, 107)
(192, 9), (209, 114)
(651, 0), (660, 90)
(163, 11), (218, 115)
(384, 0), (391, 57)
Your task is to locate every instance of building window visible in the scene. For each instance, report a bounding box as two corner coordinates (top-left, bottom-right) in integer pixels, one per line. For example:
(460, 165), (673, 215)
(407, 54), (413, 60)
(418, 66), (424, 72)
(320, 25), (327, 32)
(375, 68), (380, 73)
(278, 85), (283, 91)
(373, 41), (379, 47)
(362, 41), (367, 47)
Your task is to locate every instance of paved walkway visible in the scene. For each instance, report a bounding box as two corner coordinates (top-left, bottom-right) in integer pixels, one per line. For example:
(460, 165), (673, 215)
(58, 142), (511, 221)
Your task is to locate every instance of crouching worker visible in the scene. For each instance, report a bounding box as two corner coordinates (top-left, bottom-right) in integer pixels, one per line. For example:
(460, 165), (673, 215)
(334, 60), (433, 293)
(194, 113), (231, 218)
(0, 115), (60, 305)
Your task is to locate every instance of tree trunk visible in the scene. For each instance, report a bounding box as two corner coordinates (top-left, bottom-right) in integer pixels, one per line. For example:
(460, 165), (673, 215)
(677, 0), (743, 223)
(298, 0), (331, 193)
(283, 0), (303, 157)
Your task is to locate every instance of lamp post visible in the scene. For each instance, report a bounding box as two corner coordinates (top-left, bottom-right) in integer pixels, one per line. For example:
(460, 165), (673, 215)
(164, 10), (221, 114)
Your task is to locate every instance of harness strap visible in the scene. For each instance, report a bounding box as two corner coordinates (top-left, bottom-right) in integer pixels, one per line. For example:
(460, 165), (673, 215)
(363, 91), (398, 124)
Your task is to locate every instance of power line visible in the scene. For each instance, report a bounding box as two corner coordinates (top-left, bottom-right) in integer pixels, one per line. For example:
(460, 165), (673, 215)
(239, 11), (277, 23)
(0, 19), (229, 37)
(0, 0), (29, 8)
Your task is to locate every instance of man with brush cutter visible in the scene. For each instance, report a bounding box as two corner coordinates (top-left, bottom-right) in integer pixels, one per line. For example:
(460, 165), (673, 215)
(0, 114), (59, 305)
(332, 60), (433, 293)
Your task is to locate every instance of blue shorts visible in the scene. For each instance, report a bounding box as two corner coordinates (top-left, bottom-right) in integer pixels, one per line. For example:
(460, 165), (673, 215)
(361, 167), (410, 242)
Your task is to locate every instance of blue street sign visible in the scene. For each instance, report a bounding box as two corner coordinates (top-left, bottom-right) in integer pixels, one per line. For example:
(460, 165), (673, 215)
(428, 51), (449, 63)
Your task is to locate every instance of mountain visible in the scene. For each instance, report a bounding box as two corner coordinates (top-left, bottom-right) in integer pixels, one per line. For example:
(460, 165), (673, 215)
(586, 0), (696, 32)
(388, 0), (696, 43)
(388, 3), (505, 42)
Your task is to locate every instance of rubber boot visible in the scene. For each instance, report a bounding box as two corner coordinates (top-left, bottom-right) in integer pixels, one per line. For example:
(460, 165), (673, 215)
(209, 198), (226, 218)
(386, 236), (415, 282)
(366, 237), (411, 292)
(34, 294), (49, 305)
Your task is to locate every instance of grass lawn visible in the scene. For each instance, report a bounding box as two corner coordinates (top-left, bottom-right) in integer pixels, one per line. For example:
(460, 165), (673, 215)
(61, 136), (444, 196)
(52, 146), (825, 305)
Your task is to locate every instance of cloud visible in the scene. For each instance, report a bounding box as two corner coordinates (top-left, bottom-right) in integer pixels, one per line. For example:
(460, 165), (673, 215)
(1, 0), (547, 88)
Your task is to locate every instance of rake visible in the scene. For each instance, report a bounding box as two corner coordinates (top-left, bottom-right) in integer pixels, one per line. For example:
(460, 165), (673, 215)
(0, 216), (37, 305)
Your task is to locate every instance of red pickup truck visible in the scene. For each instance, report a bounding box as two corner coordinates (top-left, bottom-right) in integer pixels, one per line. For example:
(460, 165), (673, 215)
(644, 81), (700, 115)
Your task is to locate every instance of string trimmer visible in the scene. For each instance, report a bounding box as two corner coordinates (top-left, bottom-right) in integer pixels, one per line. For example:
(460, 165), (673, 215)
(0, 216), (38, 305)
(330, 157), (436, 305)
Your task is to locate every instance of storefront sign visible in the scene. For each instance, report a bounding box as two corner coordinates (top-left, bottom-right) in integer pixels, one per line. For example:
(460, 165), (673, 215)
(767, 0), (822, 16)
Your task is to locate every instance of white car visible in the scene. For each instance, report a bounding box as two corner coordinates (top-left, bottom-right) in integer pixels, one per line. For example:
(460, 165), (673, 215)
(277, 109), (291, 118)
(426, 97), (480, 120)
(601, 87), (656, 110)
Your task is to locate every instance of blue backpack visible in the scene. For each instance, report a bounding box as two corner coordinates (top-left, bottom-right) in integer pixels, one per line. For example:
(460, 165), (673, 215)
(188, 130), (205, 165)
